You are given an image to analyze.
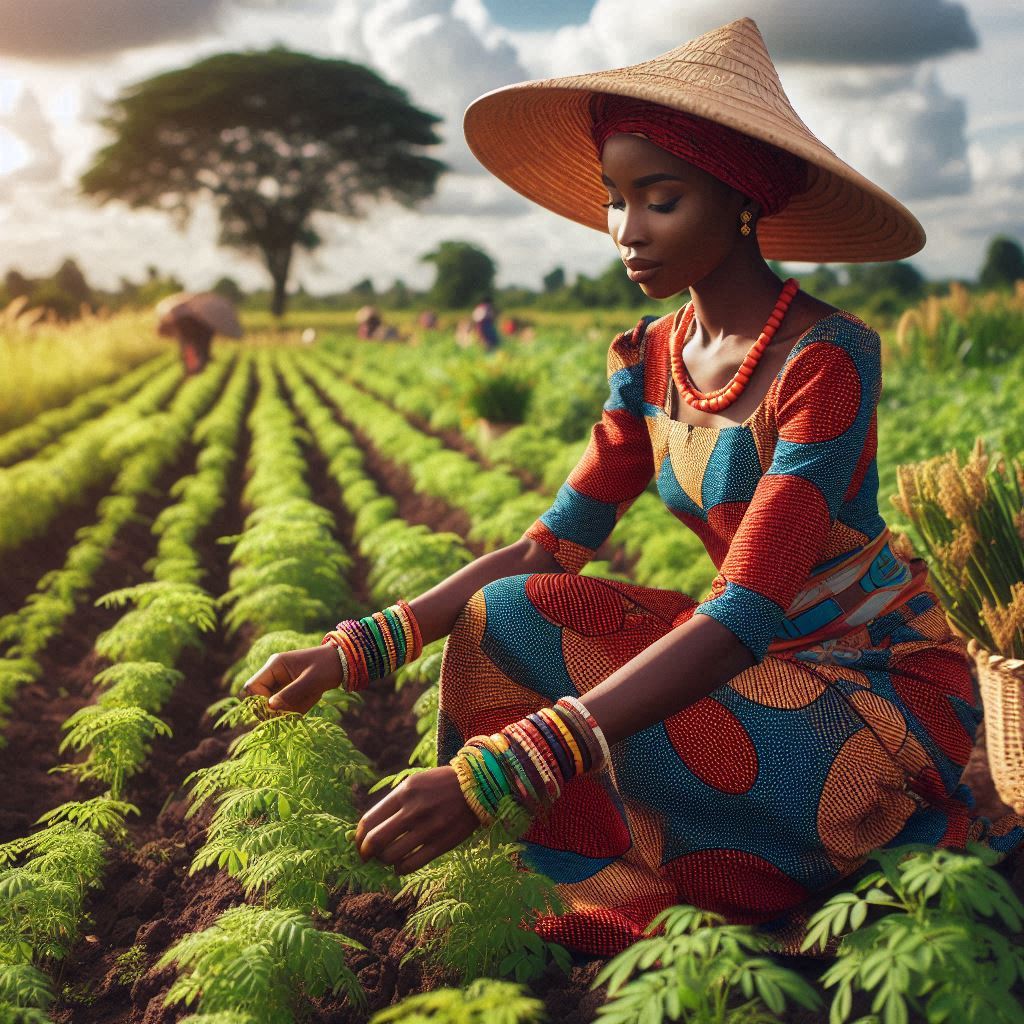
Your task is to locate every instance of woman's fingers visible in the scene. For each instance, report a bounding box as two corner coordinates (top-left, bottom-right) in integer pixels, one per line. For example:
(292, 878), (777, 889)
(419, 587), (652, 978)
(241, 646), (341, 712)
(267, 669), (327, 713)
(242, 651), (296, 699)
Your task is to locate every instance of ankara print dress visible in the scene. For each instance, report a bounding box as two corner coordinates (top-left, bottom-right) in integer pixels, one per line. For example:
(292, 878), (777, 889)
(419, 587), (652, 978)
(435, 307), (1024, 958)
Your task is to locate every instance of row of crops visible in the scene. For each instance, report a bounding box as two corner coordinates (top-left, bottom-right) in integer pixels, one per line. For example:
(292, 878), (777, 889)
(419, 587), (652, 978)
(1, 324), (1022, 1022)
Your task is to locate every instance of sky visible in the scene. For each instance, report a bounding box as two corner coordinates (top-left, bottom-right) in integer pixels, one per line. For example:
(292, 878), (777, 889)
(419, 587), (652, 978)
(0, 0), (1020, 297)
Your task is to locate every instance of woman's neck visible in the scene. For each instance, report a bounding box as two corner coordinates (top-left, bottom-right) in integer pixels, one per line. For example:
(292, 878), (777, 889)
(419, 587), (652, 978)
(685, 247), (788, 344)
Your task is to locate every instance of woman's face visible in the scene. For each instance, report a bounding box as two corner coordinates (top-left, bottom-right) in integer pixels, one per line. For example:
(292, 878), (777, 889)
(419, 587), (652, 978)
(600, 132), (751, 300)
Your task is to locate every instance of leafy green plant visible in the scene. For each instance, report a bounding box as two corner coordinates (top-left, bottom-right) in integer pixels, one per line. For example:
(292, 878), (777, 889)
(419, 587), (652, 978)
(158, 905), (367, 1022)
(112, 944), (148, 986)
(463, 364), (534, 424)
(801, 843), (1024, 1024)
(54, 704), (172, 797)
(0, 963), (55, 1020)
(0, 824), (107, 962)
(397, 809), (572, 985)
(592, 905), (821, 1024)
(35, 797), (139, 846)
(186, 696), (393, 911)
(95, 581), (217, 663)
(369, 978), (547, 1023)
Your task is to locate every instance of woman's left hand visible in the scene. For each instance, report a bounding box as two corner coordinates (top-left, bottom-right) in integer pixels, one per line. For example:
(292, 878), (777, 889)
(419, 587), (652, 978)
(354, 766), (481, 874)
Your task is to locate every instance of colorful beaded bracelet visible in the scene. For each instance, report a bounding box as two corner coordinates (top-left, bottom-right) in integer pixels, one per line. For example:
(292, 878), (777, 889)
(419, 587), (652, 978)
(321, 600), (423, 692)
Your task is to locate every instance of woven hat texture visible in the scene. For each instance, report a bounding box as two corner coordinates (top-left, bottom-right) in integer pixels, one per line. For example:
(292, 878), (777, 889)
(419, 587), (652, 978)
(463, 17), (925, 263)
(155, 291), (244, 338)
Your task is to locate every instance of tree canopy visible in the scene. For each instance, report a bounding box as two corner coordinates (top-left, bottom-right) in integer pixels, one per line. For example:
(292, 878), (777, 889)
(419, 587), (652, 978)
(79, 47), (446, 316)
(421, 241), (496, 309)
(979, 235), (1024, 290)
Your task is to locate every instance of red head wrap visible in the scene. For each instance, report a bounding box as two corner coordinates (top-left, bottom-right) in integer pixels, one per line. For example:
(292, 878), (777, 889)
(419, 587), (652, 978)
(590, 93), (808, 218)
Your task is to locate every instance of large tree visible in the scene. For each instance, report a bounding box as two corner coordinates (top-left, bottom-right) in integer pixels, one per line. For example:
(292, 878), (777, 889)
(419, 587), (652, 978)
(979, 235), (1024, 291)
(421, 241), (496, 309)
(79, 47), (446, 316)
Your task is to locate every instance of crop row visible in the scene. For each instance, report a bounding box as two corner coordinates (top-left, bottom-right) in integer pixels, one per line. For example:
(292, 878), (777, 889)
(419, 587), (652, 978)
(0, 355), (235, 736)
(0, 355), (242, 1018)
(0, 352), (176, 469)
(0, 360), (185, 561)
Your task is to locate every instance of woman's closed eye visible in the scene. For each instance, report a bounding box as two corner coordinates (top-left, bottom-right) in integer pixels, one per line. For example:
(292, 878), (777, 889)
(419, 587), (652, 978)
(601, 197), (680, 213)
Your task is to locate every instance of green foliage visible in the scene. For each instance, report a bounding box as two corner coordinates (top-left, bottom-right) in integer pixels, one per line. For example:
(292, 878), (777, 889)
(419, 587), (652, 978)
(35, 797), (139, 846)
(369, 978), (547, 1023)
(112, 944), (149, 986)
(593, 905), (822, 1024)
(159, 905), (367, 1020)
(92, 661), (184, 710)
(979, 235), (1024, 289)
(187, 697), (392, 911)
(95, 581), (217, 663)
(0, 964), (54, 1015)
(81, 48), (445, 316)
(55, 704), (173, 797)
(397, 817), (572, 984)
(0, 823), (108, 963)
(464, 363), (533, 424)
(422, 241), (496, 309)
(801, 843), (1024, 1024)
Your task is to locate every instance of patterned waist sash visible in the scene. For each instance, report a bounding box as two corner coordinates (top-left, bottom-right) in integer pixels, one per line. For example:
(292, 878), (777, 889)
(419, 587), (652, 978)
(765, 527), (931, 658)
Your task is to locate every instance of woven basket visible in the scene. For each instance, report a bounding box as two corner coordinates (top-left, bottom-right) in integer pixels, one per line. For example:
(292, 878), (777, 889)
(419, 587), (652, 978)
(968, 638), (1024, 813)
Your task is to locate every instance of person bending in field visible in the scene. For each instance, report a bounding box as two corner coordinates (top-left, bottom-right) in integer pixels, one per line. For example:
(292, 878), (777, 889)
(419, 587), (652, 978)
(155, 291), (243, 375)
(243, 17), (1024, 963)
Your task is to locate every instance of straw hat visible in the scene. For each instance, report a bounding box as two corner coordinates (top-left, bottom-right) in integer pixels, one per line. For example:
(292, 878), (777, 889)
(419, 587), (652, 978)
(463, 17), (925, 264)
(154, 291), (244, 338)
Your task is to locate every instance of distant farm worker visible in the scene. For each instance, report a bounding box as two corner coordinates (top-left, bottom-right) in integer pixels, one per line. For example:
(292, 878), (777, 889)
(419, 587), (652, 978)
(418, 309), (439, 330)
(242, 17), (1024, 967)
(471, 296), (499, 351)
(155, 291), (243, 375)
(356, 304), (399, 341)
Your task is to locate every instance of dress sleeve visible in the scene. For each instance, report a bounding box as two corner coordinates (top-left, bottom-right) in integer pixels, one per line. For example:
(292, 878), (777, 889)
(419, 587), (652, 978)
(522, 318), (656, 573)
(692, 320), (883, 663)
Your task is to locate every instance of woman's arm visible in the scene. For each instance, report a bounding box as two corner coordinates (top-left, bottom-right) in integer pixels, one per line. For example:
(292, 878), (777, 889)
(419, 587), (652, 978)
(580, 611), (755, 746)
(243, 537), (563, 711)
(410, 537), (565, 645)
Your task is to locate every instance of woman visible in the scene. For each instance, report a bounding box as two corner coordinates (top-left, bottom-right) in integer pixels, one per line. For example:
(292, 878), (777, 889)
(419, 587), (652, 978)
(243, 18), (1024, 958)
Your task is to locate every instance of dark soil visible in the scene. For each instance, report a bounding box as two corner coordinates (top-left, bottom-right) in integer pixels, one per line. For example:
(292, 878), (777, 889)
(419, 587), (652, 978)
(0, 477), (117, 619)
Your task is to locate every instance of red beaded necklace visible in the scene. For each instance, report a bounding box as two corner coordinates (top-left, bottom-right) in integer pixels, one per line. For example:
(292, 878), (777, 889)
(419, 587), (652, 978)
(670, 277), (800, 413)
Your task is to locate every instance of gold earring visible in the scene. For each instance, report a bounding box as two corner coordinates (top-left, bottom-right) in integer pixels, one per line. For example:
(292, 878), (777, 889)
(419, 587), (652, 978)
(739, 210), (753, 236)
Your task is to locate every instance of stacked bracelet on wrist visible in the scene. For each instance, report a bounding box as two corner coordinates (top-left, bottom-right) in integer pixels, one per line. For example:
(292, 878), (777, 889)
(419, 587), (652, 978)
(449, 695), (612, 828)
(321, 598), (423, 692)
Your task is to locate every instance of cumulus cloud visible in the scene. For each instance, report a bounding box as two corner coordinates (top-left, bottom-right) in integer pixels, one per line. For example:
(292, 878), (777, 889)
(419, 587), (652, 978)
(0, 1), (231, 60)
(512, 0), (977, 78)
(327, 0), (530, 172)
(0, 86), (61, 199)
(781, 66), (970, 201)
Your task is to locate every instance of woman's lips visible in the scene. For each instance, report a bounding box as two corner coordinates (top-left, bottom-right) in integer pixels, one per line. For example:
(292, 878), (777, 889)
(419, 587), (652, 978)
(626, 264), (659, 283)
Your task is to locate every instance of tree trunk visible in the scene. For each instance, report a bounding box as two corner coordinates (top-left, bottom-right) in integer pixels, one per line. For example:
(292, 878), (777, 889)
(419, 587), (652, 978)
(266, 246), (293, 318)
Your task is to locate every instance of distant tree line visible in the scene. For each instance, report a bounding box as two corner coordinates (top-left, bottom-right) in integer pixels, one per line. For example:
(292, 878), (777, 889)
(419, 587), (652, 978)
(3, 233), (1022, 324)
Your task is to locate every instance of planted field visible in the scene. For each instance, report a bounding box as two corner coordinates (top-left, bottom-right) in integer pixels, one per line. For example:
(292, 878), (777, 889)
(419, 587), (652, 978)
(2, 304), (1024, 1023)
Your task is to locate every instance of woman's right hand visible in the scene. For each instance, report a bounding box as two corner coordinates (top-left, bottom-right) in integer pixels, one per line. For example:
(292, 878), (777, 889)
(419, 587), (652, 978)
(241, 644), (344, 714)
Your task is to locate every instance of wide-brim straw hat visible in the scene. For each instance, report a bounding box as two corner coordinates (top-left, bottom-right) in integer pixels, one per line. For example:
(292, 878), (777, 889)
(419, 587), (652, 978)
(463, 17), (925, 264)
(154, 291), (244, 338)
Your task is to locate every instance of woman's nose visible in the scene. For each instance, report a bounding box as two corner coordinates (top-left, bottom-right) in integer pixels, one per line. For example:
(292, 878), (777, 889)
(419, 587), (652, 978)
(613, 203), (648, 249)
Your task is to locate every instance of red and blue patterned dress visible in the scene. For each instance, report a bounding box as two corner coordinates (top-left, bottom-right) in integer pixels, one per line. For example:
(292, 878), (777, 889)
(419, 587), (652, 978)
(435, 305), (1024, 957)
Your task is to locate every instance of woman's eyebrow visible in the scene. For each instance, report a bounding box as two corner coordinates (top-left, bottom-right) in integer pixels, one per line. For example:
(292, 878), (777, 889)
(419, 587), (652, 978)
(601, 172), (687, 188)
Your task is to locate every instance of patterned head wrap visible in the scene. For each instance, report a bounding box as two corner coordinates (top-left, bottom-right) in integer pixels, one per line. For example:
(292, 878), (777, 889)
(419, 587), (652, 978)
(590, 93), (809, 217)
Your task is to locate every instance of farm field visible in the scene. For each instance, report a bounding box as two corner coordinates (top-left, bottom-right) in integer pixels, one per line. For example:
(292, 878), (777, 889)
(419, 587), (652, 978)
(2, 300), (1024, 1023)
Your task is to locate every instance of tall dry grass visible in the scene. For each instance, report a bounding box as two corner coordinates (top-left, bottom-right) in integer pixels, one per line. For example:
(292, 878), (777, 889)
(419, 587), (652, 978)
(0, 301), (167, 433)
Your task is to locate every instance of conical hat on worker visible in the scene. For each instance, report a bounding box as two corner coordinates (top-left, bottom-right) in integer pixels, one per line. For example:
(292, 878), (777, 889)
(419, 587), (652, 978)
(155, 291), (244, 338)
